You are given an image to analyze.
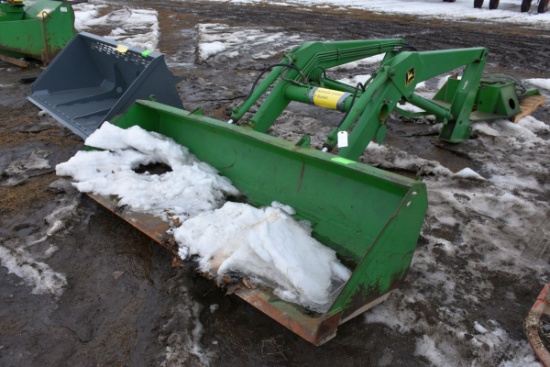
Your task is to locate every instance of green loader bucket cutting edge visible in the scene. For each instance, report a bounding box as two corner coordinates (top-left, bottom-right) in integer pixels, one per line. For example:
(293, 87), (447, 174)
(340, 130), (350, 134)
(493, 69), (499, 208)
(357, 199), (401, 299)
(91, 100), (428, 346)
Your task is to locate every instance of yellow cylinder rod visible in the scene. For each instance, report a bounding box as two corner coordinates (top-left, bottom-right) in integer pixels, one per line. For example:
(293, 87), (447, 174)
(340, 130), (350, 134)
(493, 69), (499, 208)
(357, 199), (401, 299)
(284, 85), (352, 112)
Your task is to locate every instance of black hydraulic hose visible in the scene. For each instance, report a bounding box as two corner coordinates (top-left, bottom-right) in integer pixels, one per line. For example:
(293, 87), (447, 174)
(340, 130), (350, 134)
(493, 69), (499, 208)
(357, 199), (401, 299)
(337, 81), (367, 128)
(243, 62), (306, 102)
(244, 43), (416, 104)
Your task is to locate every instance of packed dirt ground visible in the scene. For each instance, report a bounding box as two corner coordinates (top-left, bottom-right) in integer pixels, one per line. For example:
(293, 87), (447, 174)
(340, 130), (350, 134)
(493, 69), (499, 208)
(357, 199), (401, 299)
(1, 1), (549, 366)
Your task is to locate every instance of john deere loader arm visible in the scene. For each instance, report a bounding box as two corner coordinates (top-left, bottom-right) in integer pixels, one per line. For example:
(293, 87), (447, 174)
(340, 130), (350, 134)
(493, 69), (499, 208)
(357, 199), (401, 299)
(230, 39), (410, 127)
(230, 40), (489, 161)
(331, 47), (488, 160)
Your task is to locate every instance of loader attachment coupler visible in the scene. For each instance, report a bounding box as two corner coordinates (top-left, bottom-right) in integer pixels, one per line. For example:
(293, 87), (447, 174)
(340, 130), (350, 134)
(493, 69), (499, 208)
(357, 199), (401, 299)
(28, 32), (183, 139)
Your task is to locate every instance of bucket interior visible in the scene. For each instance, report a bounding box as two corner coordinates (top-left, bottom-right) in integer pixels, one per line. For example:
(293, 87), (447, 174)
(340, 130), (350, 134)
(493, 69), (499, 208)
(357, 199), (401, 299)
(112, 101), (422, 266)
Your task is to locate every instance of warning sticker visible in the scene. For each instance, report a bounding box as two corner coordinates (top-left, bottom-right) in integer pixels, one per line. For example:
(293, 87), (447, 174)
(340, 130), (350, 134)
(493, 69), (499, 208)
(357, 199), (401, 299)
(311, 88), (349, 110)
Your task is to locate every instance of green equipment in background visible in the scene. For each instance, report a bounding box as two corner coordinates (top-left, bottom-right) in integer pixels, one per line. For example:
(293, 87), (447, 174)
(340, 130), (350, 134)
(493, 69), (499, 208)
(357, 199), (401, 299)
(0, 0), (76, 66)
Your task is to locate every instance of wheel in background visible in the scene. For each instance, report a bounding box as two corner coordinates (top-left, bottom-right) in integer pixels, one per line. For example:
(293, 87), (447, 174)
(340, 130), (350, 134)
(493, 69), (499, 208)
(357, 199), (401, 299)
(489, 0), (500, 9)
(521, 0), (532, 11)
(538, 0), (549, 13)
(474, 0), (484, 8)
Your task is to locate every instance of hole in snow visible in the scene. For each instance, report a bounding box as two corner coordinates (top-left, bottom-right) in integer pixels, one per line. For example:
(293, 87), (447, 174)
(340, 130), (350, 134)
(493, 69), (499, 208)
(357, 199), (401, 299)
(132, 163), (172, 175)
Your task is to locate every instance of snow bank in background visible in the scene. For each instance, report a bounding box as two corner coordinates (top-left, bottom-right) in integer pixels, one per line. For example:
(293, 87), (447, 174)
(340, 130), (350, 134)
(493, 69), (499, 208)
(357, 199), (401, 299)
(195, 0), (550, 29)
(196, 23), (302, 63)
(525, 78), (550, 91)
(73, 4), (160, 50)
(56, 122), (351, 310)
(334, 54), (385, 71)
(175, 201), (351, 311)
(56, 122), (239, 222)
(72, 2), (105, 27)
(338, 74), (372, 88)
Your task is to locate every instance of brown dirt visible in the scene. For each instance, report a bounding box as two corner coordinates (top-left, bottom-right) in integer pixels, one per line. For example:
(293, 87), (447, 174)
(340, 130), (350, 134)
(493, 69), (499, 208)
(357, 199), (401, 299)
(1, 1), (549, 366)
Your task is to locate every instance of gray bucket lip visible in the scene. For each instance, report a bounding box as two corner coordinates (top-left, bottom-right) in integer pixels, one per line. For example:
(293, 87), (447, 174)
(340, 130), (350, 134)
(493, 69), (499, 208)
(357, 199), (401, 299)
(68, 31), (164, 59)
(27, 31), (183, 139)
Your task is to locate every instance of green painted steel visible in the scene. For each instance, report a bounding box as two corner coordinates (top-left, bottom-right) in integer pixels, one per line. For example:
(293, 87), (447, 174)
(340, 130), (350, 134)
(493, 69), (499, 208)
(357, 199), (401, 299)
(110, 100), (428, 322)
(230, 40), (533, 148)
(0, 1), (24, 21)
(0, 0), (76, 64)
(231, 39), (409, 129)
(434, 76), (522, 123)
(229, 41), (491, 150)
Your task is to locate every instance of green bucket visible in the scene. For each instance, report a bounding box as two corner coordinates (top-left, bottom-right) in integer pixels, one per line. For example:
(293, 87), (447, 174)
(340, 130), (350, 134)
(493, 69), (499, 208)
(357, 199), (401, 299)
(89, 100), (428, 345)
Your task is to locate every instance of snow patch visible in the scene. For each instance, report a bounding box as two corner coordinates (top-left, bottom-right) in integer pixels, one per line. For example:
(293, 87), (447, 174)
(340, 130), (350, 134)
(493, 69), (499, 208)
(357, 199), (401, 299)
(525, 78), (550, 91)
(74, 5), (159, 50)
(453, 167), (485, 181)
(56, 122), (240, 223)
(175, 201), (351, 311)
(196, 23), (302, 63)
(0, 238), (67, 297)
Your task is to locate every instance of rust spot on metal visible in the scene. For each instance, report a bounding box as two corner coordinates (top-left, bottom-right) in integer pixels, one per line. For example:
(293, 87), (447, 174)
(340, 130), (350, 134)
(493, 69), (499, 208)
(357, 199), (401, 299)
(88, 193), (179, 255)
(171, 256), (183, 268)
(525, 283), (550, 367)
(242, 277), (257, 289)
(235, 287), (342, 346)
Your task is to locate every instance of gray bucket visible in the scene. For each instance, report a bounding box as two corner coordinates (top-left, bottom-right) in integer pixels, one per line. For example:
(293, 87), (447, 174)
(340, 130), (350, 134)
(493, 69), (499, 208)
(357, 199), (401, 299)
(28, 32), (183, 139)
